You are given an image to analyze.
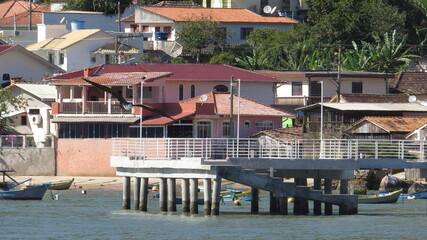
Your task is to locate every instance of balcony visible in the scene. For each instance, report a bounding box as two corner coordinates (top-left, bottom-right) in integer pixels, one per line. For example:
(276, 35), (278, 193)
(61, 101), (132, 114)
(275, 96), (331, 105)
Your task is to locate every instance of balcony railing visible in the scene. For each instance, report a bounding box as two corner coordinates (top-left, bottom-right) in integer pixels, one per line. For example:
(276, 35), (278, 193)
(112, 138), (427, 162)
(61, 101), (131, 114)
(275, 96), (331, 105)
(0, 135), (52, 148)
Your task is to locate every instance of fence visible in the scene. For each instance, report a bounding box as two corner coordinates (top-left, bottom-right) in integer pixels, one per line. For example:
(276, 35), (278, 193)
(0, 135), (52, 148)
(112, 138), (427, 162)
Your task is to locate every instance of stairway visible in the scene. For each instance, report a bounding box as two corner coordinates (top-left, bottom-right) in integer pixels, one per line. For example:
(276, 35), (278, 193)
(216, 166), (357, 213)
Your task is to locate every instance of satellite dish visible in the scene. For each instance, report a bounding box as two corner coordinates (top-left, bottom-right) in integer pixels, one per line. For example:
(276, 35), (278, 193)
(270, 6), (277, 14)
(59, 17), (65, 24)
(199, 94), (208, 102)
(408, 95), (417, 103)
(263, 5), (272, 14)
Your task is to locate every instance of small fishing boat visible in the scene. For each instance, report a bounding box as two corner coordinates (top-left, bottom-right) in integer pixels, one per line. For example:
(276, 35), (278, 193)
(400, 190), (427, 199)
(48, 178), (74, 190)
(0, 170), (50, 200)
(221, 189), (252, 201)
(358, 189), (402, 204)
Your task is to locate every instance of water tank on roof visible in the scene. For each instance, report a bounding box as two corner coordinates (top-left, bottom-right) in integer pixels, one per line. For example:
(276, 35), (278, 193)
(155, 32), (168, 41)
(70, 20), (85, 31)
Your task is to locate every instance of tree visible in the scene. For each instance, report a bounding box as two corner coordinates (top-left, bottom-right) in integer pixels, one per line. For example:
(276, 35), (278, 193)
(0, 87), (28, 135)
(176, 14), (228, 63)
(208, 52), (239, 66)
(63, 0), (132, 14)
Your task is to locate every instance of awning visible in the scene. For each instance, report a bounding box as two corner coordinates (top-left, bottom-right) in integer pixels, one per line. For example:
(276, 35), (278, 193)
(52, 115), (140, 123)
(141, 111), (195, 126)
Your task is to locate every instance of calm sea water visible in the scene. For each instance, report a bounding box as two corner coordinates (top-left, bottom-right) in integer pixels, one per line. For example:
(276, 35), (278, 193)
(1, 189), (426, 240)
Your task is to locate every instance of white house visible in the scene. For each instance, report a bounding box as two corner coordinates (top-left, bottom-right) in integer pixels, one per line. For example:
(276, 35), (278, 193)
(0, 44), (65, 86)
(120, 6), (297, 55)
(26, 26), (141, 72)
(4, 83), (57, 147)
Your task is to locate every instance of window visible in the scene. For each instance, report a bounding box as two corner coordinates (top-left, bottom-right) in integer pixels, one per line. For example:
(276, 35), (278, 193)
(91, 56), (96, 63)
(107, 124), (128, 138)
(292, 82), (303, 96)
(163, 26), (172, 39)
(48, 53), (54, 64)
(179, 84), (184, 100)
(256, 121), (273, 130)
(240, 28), (253, 39)
(130, 24), (139, 32)
(105, 55), (111, 64)
(142, 26), (149, 32)
(155, 27), (161, 32)
(352, 82), (363, 94)
(222, 0), (229, 7)
(126, 87), (133, 99)
(73, 87), (82, 98)
(191, 85), (195, 98)
(244, 120), (250, 128)
(213, 84), (228, 92)
(59, 53), (64, 65)
(130, 126), (164, 138)
(2, 73), (10, 81)
(21, 116), (27, 125)
(197, 121), (212, 138)
(310, 81), (321, 96)
(83, 123), (105, 138)
(59, 123), (82, 138)
(222, 121), (232, 137)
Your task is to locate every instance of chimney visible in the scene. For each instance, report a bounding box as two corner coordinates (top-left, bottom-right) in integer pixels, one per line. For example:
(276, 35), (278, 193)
(83, 68), (92, 77)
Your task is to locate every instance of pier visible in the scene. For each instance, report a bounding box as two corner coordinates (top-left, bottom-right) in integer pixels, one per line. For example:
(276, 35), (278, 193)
(111, 138), (427, 215)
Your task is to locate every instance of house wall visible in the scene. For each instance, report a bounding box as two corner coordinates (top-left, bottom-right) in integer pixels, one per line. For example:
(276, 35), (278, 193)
(161, 80), (275, 105)
(0, 148), (55, 175)
(0, 48), (62, 82)
(64, 31), (115, 72)
(56, 139), (116, 176)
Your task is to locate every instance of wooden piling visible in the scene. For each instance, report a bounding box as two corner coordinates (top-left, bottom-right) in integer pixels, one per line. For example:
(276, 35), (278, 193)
(190, 178), (198, 214)
(159, 178), (167, 212)
(133, 177), (141, 210)
(251, 187), (259, 214)
(324, 178), (333, 215)
(211, 177), (221, 215)
(313, 178), (322, 215)
(181, 178), (190, 213)
(167, 178), (177, 212)
(139, 177), (148, 211)
(122, 176), (131, 210)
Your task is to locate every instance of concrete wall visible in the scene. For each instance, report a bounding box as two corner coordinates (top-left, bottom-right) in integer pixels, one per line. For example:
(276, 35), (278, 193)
(0, 148), (55, 175)
(56, 139), (116, 176)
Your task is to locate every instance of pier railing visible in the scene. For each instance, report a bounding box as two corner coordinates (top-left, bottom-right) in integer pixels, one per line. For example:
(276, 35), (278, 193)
(112, 138), (427, 162)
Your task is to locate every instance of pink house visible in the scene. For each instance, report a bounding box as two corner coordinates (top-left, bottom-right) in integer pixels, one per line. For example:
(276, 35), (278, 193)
(49, 64), (293, 176)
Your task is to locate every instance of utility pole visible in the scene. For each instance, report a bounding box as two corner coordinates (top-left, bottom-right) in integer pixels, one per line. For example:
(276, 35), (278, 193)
(229, 75), (235, 138)
(117, 1), (121, 32)
(336, 45), (342, 103)
(28, 0), (32, 31)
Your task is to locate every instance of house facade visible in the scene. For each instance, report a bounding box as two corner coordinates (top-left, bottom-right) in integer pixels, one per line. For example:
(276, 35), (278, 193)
(48, 64), (291, 175)
(120, 6), (297, 54)
(26, 27), (141, 72)
(0, 44), (65, 86)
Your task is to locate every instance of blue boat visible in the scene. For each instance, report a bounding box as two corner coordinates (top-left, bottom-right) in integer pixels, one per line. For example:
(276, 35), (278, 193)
(0, 170), (50, 200)
(400, 190), (427, 199)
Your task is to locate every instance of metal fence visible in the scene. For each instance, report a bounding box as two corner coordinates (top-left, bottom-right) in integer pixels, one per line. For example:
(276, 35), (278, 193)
(0, 135), (52, 148)
(112, 138), (427, 162)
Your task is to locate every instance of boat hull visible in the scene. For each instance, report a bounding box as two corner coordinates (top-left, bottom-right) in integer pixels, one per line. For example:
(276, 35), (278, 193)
(48, 179), (74, 190)
(358, 190), (402, 204)
(0, 184), (50, 200)
(400, 190), (427, 199)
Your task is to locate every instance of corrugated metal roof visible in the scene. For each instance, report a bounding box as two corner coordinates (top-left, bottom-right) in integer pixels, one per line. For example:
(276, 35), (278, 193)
(14, 83), (56, 100)
(52, 115), (140, 123)
(93, 43), (140, 54)
(27, 29), (102, 50)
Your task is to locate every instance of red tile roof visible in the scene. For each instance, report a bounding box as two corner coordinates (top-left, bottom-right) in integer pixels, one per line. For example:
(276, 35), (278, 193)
(50, 72), (173, 85)
(142, 109), (195, 126)
(46, 64), (148, 80)
(0, 44), (15, 54)
(391, 72), (427, 95)
(181, 92), (294, 117)
(140, 7), (298, 24)
(137, 64), (282, 82)
(0, 0), (50, 26)
(329, 94), (409, 103)
(354, 116), (427, 133)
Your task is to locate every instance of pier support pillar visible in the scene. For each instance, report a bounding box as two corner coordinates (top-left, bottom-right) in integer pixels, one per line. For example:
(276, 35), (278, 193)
(212, 177), (221, 215)
(167, 178), (177, 212)
(159, 178), (167, 212)
(122, 176), (131, 209)
(324, 179), (333, 215)
(204, 179), (212, 215)
(339, 179), (349, 215)
(190, 178), (199, 214)
(279, 197), (288, 215)
(251, 187), (259, 214)
(269, 192), (279, 214)
(313, 178), (322, 215)
(181, 178), (190, 213)
(133, 177), (141, 210)
(139, 177), (148, 211)
(294, 178), (309, 215)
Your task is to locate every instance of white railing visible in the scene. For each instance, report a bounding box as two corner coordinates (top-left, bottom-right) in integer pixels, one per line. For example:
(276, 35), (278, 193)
(0, 135), (52, 148)
(112, 138), (427, 162)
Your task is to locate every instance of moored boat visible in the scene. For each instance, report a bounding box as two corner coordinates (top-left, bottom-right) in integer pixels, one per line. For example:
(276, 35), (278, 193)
(358, 189), (402, 204)
(48, 178), (74, 190)
(400, 190), (427, 199)
(221, 189), (252, 201)
(0, 170), (51, 200)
